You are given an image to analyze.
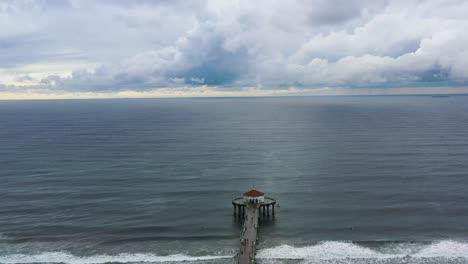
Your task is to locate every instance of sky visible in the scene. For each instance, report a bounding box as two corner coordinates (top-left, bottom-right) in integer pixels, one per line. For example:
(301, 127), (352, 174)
(1, 0), (468, 99)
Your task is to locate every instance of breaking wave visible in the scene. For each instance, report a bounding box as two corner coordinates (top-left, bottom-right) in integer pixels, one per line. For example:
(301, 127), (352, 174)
(1, 241), (468, 263)
(257, 240), (468, 259)
(0, 252), (232, 264)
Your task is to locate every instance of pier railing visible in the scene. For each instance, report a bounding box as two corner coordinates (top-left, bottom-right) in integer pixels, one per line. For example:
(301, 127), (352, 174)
(232, 195), (277, 264)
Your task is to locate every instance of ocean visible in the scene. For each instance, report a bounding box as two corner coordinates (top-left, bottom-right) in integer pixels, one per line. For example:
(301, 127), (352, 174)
(1, 96), (468, 264)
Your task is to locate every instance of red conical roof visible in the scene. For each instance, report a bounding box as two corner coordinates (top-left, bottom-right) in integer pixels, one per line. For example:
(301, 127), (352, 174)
(243, 189), (264, 197)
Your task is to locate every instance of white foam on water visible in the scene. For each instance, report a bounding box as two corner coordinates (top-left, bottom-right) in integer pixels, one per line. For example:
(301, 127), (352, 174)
(2, 241), (468, 263)
(257, 241), (390, 260)
(0, 252), (232, 264)
(257, 240), (468, 260)
(414, 240), (468, 258)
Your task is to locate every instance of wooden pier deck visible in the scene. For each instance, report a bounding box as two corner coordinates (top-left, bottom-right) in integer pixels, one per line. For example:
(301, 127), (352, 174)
(232, 190), (276, 264)
(238, 204), (259, 264)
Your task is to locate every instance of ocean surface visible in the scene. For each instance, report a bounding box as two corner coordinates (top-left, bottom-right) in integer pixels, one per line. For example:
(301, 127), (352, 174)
(1, 96), (468, 264)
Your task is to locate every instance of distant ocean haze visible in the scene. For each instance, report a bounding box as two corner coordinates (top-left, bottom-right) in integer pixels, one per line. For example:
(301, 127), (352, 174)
(1, 96), (468, 264)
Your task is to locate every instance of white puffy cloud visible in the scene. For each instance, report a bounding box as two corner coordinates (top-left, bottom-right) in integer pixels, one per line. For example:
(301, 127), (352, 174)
(1, 0), (468, 96)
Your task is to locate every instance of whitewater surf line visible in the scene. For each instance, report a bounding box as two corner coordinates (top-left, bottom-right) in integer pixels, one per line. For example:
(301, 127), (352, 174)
(0, 252), (232, 264)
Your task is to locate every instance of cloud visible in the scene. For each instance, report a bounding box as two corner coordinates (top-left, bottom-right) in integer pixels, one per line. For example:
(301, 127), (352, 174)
(1, 0), (468, 97)
(307, 0), (379, 26)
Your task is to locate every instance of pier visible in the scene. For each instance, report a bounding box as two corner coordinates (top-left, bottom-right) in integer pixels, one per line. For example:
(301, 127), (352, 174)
(232, 190), (276, 264)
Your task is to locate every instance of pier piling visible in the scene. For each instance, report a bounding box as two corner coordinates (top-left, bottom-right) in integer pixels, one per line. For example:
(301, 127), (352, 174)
(232, 190), (276, 264)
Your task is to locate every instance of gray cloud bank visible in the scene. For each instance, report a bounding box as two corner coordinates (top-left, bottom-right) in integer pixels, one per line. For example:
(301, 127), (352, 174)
(1, 0), (468, 93)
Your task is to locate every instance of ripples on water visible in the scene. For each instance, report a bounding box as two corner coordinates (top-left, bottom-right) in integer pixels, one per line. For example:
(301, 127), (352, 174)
(1, 96), (468, 263)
